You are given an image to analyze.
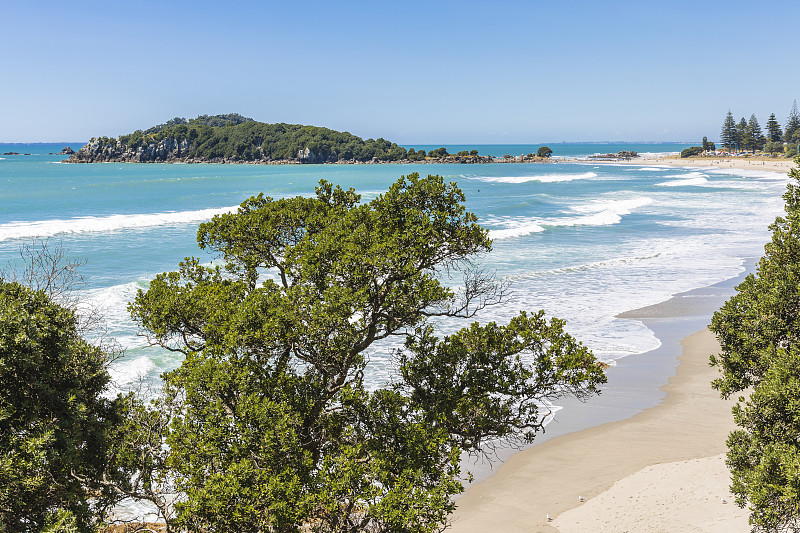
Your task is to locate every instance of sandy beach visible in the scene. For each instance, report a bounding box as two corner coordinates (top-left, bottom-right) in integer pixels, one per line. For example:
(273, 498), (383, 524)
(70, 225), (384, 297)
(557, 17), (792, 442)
(595, 154), (795, 175)
(449, 298), (750, 532)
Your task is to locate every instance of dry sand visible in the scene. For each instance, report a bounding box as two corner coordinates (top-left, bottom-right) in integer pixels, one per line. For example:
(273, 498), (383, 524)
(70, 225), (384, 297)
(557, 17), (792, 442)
(553, 454), (747, 533)
(617, 155), (794, 175)
(448, 328), (748, 533)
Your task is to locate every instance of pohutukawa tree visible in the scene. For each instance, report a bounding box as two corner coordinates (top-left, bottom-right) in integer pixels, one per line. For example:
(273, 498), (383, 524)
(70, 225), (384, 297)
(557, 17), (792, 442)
(711, 159), (800, 532)
(128, 173), (606, 532)
(0, 280), (123, 532)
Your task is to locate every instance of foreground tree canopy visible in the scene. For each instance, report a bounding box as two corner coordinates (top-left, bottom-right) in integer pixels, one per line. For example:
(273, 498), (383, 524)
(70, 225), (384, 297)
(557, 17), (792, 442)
(0, 280), (121, 532)
(710, 159), (800, 532)
(125, 173), (606, 532)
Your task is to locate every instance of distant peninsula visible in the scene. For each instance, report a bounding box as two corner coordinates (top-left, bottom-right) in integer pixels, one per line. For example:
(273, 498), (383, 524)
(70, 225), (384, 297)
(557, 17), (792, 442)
(66, 114), (509, 165)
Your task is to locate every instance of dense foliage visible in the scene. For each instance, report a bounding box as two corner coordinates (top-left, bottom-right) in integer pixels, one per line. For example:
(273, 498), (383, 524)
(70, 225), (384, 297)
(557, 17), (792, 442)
(710, 159), (800, 531)
(680, 146), (704, 158)
(0, 281), (121, 532)
(110, 116), (408, 163)
(126, 173), (606, 532)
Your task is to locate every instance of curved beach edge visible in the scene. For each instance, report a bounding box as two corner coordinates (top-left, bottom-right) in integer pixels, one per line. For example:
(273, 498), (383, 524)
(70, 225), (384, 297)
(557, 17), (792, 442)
(448, 327), (746, 532)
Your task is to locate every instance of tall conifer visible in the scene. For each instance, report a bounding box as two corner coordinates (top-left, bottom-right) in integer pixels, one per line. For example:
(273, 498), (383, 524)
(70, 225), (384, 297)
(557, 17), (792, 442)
(766, 113), (783, 142)
(737, 117), (749, 152)
(786, 100), (800, 144)
(721, 111), (737, 151)
(747, 114), (766, 151)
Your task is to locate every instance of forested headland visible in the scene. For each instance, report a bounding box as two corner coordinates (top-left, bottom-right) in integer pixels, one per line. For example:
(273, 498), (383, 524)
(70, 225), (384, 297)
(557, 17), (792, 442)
(65, 114), (501, 165)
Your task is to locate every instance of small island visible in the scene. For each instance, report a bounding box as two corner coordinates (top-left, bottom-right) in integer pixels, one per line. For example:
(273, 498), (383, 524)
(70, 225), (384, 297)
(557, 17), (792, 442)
(67, 114), (558, 165)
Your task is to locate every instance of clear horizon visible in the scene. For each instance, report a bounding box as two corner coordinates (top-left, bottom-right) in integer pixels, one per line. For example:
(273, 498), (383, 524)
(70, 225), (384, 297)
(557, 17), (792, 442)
(2, 0), (799, 143)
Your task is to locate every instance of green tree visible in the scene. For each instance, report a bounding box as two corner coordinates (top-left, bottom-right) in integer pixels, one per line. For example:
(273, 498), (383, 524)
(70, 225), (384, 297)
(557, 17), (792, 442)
(721, 111), (738, 152)
(129, 174), (606, 532)
(747, 115), (766, 152)
(737, 117), (750, 152)
(764, 140), (784, 155)
(537, 146), (553, 158)
(702, 137), (716, 152)
(710, 159), (800, 531)
(766, 113), (783, 142)
(0, 281), (122, 532)
(785, 101), (800, 144)
(680, 146), (704, 158)
(428, 147), (449, 158)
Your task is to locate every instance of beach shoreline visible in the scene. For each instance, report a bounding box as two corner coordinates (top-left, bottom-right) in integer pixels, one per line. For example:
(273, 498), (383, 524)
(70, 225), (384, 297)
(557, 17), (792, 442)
(449, 270), (754, 532)
(581, 153), (795, 175)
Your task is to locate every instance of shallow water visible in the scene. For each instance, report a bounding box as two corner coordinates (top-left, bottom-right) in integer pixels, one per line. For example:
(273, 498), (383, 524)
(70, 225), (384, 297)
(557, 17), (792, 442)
(0, 144), (787, 396)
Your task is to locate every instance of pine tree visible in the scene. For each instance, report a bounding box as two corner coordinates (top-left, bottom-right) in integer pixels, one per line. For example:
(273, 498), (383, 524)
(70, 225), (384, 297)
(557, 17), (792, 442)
(747, 114), (766, 152)
(736, 117), (749, 152)
(721, 111), (738, 151)
(766, 113), (783, 142)
(786, 100), (800, 144)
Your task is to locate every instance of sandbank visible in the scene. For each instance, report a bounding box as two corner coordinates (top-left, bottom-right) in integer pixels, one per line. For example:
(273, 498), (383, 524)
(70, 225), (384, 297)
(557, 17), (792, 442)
(449, 279), (750, 532)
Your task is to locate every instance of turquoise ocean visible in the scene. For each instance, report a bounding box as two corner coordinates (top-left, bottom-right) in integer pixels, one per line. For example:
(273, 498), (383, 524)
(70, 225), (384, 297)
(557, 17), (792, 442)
(0, 142), (788, 404)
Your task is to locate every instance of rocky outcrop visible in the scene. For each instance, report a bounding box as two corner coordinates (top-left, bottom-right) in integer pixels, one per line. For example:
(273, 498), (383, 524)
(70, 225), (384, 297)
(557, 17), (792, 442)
(60, 146), (75, 155)
(588, 151), (639, 160)
(296, 147), (339, 164)
(67, 137), (193, 163)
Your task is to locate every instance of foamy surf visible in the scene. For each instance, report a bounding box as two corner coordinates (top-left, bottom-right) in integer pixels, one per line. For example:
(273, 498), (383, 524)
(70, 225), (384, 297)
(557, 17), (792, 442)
(489, 222), (546, 240)
(657, 177), (709, 187)
(477, 171), (598, 184)
(487, 197), (653, 239)
(565, 197), (654, 226)
(0, 205), (240, 241)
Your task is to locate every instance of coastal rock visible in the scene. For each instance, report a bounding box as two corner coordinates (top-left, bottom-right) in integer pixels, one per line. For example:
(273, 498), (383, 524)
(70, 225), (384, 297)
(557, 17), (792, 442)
(68, 136), (194, 163)
(588, 151), (639, 160)
(297, 146), (338, 164)
(2, 152), (20, 155)
(60, 146), (76, 155)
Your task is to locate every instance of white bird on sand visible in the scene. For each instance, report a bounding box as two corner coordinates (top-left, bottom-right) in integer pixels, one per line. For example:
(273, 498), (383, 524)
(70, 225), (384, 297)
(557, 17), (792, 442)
(721, 498), (728, 504)
(578, 496), (585, 502)
(546, 514), (552, 522)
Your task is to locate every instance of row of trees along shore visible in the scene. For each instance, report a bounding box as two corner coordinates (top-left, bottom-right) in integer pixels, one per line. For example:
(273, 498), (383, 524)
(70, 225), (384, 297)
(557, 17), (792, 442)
(0, 175), (604, 532)
(720, 101), (800, 156)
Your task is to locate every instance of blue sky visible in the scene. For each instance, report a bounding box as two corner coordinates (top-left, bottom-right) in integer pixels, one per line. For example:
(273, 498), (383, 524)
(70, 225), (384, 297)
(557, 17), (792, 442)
(2, 0), (799, 143)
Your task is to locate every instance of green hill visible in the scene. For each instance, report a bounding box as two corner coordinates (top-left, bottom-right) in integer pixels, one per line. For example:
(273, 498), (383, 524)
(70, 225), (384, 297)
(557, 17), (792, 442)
(68, 114), (415, 163)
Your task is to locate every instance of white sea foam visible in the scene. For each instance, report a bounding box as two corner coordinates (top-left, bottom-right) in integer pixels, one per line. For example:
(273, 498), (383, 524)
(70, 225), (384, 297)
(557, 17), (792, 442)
(488, 197), (652, 239)
(78, 282), (147, 349)
(704, 167), (788, 180)
(663, 171), (708, 180)
(627, 166), (669, 171)
(107, 355), (156, 393)
(656, 177), (709, 187)
(489, 222), (546, 240)
(0, 205), (240, 241)
(565, 197), (653, 226)
(478, 171), (598, 184)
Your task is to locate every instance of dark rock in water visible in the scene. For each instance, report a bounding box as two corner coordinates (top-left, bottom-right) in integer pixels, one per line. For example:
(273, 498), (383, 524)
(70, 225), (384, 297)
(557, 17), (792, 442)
(23, 153), (31, 156)
(588, 150), (639, 160)
(60, 146), (76, 155)
(2, 152), (20, 155)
